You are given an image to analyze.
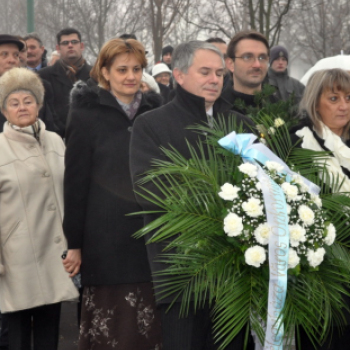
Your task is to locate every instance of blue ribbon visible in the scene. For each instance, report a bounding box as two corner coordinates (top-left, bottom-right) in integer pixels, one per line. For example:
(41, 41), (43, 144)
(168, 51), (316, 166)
(218, 132), (320, 195)
(218, 132), (299, 349)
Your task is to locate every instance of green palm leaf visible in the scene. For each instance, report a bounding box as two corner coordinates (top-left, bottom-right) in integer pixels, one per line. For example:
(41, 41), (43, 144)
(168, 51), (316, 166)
(131, 114), (350, 349)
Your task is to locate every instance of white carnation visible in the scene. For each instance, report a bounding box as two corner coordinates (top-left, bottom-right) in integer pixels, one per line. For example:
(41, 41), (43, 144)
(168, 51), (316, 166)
(268, 127), (276, 135)
(310, 194), (322, 208)
(274, 118), (285, 127)
(242, 197), (264, 218)
(245, 246), (266, 268)
(307, 248), (326, 268)
(254, 223), (271, 245)
(265, 161), (284, 173)
(238, 163), (258, 178)
(288, 248), (300, 269)
(291, 174), (303, 184)
(298, 205), (315, 226)
(223, 212), (243, 237)
(291, 174), (309, 193)
(289, 224), (307, 247)
(324, 223), (336, 246)
(300, 183), (310, 193)
(281, 182), (299, 201)
(218, 183), (240, 201)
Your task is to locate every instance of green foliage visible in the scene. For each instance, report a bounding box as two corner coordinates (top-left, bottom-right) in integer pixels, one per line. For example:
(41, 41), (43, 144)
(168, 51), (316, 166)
(234, 84), (299, 129)
(132, 114), (350, 349)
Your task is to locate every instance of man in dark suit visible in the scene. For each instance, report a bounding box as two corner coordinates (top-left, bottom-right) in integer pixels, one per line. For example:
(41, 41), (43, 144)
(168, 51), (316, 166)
(130, 40), (251, 350)
(39, 28), (92, 137)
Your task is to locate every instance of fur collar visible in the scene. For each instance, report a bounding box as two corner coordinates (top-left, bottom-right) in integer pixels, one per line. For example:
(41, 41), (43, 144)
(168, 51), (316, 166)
(70, 80), (100, 109)
(296, 125), (350, 193)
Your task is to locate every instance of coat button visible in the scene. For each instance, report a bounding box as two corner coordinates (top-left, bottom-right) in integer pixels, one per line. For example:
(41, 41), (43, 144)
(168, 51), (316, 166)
(48, 204), (56, 211)
(42, 172), (50, 177)
(54, 236), (61, 243)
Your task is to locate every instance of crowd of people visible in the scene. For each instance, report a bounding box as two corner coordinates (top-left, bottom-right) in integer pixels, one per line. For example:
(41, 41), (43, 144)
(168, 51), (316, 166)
(0, 25), (349, 350)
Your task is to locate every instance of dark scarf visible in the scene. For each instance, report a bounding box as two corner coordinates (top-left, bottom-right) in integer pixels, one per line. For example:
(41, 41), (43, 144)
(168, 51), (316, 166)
(60, 56), (86, 83)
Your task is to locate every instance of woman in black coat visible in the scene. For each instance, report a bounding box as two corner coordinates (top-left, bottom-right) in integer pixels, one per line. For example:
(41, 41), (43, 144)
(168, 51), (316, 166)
(62, 38), (162, 350)
(291, 68), (350, 350)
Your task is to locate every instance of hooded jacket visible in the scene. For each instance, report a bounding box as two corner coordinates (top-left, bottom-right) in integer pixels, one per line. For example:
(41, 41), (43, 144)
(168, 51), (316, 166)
(63, 82), (162, 286)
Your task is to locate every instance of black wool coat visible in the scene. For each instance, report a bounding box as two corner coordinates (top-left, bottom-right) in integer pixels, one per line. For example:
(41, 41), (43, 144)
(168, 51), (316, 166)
(39, 60), (92, 137)
(220, 83), (280, 115)
(130, 84), (254, 304)
(63, 83), (162, 286)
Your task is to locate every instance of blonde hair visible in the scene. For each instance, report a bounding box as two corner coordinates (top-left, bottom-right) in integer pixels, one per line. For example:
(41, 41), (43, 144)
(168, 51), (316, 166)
(90, 38), (147, 89)
(299, 68), (350, 138)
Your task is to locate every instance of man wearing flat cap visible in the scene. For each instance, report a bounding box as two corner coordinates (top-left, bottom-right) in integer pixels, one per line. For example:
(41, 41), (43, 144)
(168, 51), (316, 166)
(267, 45), (305, 104)
(0, 35), (23, 76)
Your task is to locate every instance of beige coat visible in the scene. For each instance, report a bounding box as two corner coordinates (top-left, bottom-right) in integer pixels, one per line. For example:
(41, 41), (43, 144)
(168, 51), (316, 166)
(0, 121), (78, 312)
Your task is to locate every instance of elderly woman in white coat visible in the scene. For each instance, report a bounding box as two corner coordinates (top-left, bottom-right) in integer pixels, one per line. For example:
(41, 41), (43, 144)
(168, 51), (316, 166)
(0, 68), (78, 350)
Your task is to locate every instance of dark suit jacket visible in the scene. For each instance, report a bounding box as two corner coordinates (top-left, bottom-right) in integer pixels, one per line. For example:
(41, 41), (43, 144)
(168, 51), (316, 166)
(39, 60), (92, 136)
(130, 84), (253, 304)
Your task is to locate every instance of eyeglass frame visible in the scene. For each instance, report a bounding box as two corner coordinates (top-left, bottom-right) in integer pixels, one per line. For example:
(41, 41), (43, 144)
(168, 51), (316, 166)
(59, 40), (81, 46)
(233, 53), (269, 64)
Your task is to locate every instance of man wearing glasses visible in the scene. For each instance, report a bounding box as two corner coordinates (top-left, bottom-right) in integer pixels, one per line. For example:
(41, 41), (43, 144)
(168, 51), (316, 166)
(221, 30), (277, 115)
(39, 28), (91, 137)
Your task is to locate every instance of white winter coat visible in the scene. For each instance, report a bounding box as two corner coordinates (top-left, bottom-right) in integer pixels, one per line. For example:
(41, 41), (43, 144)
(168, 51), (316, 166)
(0, 121), (78, 312)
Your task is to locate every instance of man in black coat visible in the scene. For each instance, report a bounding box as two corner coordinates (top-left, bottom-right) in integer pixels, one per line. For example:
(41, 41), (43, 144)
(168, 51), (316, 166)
(39, 28), (92, 137)
(130, 40), (253, 350)
(267, 45), (305, 104)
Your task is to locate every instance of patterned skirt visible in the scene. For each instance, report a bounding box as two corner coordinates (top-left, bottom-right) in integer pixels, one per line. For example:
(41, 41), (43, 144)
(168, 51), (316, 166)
(78, 283), (163, 350)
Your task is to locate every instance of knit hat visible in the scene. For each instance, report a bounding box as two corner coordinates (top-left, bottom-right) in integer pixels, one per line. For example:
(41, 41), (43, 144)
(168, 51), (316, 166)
(0, 68), (44, 109)
(162, 45), (173, 57)
(142, 71), (160, 94)
(269, 45), (288, 65)
(152, 63), (172, 77)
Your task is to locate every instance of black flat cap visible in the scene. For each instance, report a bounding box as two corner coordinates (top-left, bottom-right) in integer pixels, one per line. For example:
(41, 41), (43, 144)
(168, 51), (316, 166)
(0, 35), (24, 50)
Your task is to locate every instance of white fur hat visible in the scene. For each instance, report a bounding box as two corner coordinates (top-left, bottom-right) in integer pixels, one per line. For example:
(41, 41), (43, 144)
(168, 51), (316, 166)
(0, 67), (44, 109)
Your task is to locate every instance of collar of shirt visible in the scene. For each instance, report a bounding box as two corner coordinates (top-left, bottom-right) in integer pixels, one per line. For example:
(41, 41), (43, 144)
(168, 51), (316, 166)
(206, 106), (213, 116)
(27, 63), (42, 71)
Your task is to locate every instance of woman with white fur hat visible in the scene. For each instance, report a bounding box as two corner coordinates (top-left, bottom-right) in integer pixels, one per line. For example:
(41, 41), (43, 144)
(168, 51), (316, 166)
(0, 67), (78, 350)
